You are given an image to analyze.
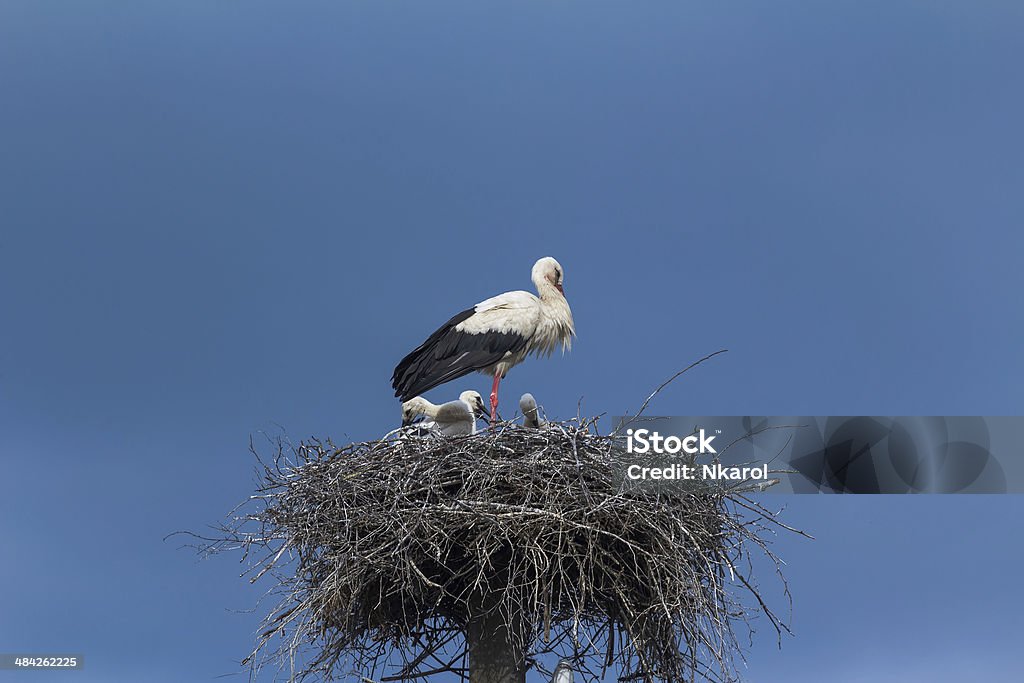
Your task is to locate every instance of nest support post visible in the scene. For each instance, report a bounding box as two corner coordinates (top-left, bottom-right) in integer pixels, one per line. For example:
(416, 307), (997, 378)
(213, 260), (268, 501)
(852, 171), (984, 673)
(466, 598), (528, 683)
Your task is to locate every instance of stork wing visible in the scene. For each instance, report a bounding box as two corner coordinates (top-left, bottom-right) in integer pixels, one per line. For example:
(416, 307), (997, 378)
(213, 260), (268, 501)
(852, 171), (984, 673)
(457, 290), (540, 334)
(391, 293), (537, 401)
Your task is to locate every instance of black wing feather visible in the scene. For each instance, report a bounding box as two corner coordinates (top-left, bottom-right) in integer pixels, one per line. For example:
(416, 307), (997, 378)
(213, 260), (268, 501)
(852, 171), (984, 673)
(391, 307), (528, 401)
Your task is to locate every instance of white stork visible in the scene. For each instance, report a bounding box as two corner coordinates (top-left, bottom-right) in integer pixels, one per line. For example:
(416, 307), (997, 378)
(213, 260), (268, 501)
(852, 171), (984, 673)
(401, 390), (488, 436)
(550, 659), (573, 683)
(519, 392), (546, 429)
(392, 257), (574, 422)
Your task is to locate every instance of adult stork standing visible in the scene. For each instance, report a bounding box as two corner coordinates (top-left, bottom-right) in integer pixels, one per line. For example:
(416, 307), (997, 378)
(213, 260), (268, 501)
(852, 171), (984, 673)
(392, 257), (574, 422)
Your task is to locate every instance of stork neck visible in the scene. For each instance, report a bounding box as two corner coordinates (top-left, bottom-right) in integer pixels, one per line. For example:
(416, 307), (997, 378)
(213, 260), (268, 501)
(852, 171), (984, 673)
(535, 280), (563, 303)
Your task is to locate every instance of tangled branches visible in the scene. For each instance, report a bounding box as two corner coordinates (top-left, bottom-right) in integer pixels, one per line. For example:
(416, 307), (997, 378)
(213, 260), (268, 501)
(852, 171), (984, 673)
(212, 417), (795, 683)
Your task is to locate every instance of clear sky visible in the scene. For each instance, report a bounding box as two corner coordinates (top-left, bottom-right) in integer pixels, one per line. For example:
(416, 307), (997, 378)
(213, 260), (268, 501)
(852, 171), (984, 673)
(2, 1), (1023, 681)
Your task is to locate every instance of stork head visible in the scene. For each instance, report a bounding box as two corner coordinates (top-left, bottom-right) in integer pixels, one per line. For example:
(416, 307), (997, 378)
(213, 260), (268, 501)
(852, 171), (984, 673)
(532, 256), (565, 295)
(459, 390), (488, 423)
(401, 397), (432, 426)
(520, 392), (541, 427)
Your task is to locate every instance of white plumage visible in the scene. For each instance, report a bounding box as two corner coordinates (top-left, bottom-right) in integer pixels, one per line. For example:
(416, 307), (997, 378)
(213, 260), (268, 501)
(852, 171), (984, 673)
(401, 390), (487, 436)
(519, 392), (546, 429)
(392, 257), (575, 421)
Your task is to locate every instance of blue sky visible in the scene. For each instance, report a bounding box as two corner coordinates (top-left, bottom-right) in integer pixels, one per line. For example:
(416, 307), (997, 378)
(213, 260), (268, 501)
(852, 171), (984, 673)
(2, 1), (1023, 681)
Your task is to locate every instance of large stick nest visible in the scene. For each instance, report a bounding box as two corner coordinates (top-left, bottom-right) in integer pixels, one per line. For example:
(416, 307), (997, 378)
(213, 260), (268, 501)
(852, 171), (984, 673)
(216, 417), (793, 683)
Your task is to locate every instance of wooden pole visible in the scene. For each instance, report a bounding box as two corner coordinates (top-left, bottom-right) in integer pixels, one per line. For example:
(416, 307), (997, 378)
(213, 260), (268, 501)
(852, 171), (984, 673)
(467, 606), (526, 683)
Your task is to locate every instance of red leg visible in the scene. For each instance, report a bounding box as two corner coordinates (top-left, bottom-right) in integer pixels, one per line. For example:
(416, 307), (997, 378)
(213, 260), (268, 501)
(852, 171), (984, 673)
(489, 371), (501, 423)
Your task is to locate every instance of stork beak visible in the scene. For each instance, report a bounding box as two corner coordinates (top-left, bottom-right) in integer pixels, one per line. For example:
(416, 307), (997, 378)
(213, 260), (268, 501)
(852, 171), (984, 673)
(402, 416), (413, 427)
(477, 402), (490, 424)
(555, 283), (564, 295)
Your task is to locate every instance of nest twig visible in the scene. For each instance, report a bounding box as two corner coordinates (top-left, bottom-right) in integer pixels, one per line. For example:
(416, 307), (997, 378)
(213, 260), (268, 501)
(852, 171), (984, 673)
(209, 412), (795, 683)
